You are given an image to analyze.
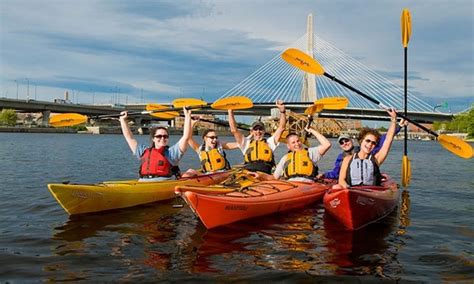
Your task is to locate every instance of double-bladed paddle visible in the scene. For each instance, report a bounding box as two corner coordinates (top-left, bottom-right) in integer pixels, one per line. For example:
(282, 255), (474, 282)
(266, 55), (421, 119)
(281, 48), (473, 159)
(401, 8), (412, 187)
(49, 96), (253, 127)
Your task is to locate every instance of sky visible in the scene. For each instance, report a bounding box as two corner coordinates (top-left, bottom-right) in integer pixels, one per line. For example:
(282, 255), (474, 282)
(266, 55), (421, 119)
(0, 0), (472, 113)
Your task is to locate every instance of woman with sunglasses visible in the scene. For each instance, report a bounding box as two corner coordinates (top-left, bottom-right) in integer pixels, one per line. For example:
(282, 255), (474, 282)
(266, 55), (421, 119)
(319, 118), (407, 180)
(119, 107), (192, 181)
(336, 108), (398, 188)
(182, 120), (240, 177)
(227, 100), (286, 174)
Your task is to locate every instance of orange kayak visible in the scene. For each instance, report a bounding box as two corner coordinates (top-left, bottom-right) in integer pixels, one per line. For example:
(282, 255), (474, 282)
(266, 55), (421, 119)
(176, 180), (331, 229)
(323, 175), (400, 230)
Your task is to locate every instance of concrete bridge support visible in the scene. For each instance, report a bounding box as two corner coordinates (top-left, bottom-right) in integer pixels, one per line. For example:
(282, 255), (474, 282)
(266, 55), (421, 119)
(41, 110), (50, 127)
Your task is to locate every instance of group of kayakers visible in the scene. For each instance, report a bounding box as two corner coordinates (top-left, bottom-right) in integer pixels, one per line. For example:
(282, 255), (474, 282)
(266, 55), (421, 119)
(119, 101), (407, 189)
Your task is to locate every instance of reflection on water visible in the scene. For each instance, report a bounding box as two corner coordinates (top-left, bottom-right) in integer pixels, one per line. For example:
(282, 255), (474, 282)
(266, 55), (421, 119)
(323, 209), (400, 277)
(45, 179), (411, 281)
(398, 190), (411, 235)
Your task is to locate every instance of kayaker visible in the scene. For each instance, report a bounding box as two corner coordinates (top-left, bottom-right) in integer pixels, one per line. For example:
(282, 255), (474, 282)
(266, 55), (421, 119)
(335, 108), (398, 188)
(227, 100), (287, 174)
(181, 118), (240, 177)
(248, 124), (331, 182)
(319, 119), (407, 180)
(119, 107), (192, 181)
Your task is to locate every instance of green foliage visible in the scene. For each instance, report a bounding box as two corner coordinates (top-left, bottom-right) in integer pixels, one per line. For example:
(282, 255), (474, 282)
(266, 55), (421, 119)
(71, 125), (87, 131)
(0, 109), (17, 126)
(433, 105), (474, 138)
(378, 126), (388, 132)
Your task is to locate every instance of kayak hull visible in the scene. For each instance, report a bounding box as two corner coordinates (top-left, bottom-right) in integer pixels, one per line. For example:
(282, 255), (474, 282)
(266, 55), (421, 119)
(176, 180), (331, 229)
(323, 175), (400, 230)
(48, 171), (232, 215)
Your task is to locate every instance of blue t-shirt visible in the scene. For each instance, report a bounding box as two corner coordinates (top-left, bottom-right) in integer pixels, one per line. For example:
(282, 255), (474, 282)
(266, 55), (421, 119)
(135, 142), (183, 181)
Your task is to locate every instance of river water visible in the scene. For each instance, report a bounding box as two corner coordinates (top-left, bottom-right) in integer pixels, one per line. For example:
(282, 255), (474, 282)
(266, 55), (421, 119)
(0, 133), (472, 282)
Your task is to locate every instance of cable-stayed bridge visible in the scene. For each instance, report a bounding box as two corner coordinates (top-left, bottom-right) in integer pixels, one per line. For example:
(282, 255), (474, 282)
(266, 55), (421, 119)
(218, 15), (452, 122)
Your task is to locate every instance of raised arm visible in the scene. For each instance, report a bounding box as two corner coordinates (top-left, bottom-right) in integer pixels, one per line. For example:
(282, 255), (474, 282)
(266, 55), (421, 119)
(228, 109), (245, 147)
(305, 125), (331, 156)
(221, 141), (240, 150)
(372, 119), (406, 155)
(187, 117), (200, 152)
(272, 100), (287, 143)
(178, 107), (192, 153)
(119, 111), (138, 154)
(374, 108), (398, 165)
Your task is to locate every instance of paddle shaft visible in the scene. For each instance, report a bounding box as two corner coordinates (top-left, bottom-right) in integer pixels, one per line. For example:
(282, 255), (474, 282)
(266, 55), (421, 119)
(322, 72), (440, 138)
(189, 116), (251, 132)
(404, 47), (408, 155)
(303, 115), (314, 140)
(96, 104), (210, 119)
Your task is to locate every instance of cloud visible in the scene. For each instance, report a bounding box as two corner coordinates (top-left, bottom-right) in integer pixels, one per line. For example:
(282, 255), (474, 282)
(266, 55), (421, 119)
(0, 0), (472, 110)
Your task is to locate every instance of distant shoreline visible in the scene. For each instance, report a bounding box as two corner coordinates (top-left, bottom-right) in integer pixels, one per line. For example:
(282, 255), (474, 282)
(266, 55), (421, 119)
(1, 126), (471, 142)
(0, 126), (76, 133)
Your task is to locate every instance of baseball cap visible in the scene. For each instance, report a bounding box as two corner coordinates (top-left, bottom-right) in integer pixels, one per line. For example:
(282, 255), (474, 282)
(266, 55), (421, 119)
(338, 134), (351, 143)
(251, 121), (265, 130)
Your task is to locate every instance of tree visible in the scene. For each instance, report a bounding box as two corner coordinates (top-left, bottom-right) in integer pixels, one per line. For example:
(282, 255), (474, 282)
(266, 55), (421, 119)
(432, 104), (474, 138)
(0, 109), (17, 126)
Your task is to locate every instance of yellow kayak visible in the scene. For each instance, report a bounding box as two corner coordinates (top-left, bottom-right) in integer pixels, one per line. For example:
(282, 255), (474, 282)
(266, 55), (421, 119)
(48, 170), (233, 215)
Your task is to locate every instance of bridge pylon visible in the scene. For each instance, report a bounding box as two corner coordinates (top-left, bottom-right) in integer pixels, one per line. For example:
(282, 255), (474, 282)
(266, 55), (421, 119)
(300, 13), (317, 102)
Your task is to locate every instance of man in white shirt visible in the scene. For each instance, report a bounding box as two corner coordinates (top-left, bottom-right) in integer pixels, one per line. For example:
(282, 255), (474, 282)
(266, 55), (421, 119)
(227, 100), (287, 174)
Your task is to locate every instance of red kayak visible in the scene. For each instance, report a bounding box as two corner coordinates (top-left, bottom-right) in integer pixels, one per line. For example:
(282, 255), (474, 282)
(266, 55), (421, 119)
(323, 175), (400, 230)
(176, 180), (332, 229)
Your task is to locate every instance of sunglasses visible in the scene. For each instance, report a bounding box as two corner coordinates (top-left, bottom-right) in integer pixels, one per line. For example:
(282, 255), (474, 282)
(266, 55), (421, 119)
(253, 127), (264, 131)
(206, 136), (218, 140)
(339, 138), (350, 145)
(154, 134), (169, 139)
(364, 138), (377, 146)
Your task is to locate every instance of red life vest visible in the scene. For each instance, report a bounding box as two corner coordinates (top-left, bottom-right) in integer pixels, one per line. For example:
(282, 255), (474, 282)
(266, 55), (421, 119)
(139, 147), (172, 178)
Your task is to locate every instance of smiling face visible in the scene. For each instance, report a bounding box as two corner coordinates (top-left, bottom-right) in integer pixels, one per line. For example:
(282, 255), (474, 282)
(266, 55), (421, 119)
(251, 126), (265, 140)
(360, 134), (378, 154)
(338, 138), (354, 152)
(286, 134), (303, 152)
(203, 131), (218, 148)
(152, 128), (169, 148)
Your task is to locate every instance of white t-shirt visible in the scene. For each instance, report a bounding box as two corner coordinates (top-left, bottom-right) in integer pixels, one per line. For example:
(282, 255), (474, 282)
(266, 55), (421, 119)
(273, 146), (322, 182)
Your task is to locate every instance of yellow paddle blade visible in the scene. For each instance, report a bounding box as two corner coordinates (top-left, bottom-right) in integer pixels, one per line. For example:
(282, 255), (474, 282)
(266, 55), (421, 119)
(281, 48), (324, 75)
(146, 104), (180, 119)
(49, 113), (88, 127)
(211, 96), (253, 110)
(314, 97), (349, 110)
(401, 8), (412, 48)
(172, 98), (207, 108)
(401, 155), (411, 187)
(304, 103), (324, 115)
(438, 134), (473, 159)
